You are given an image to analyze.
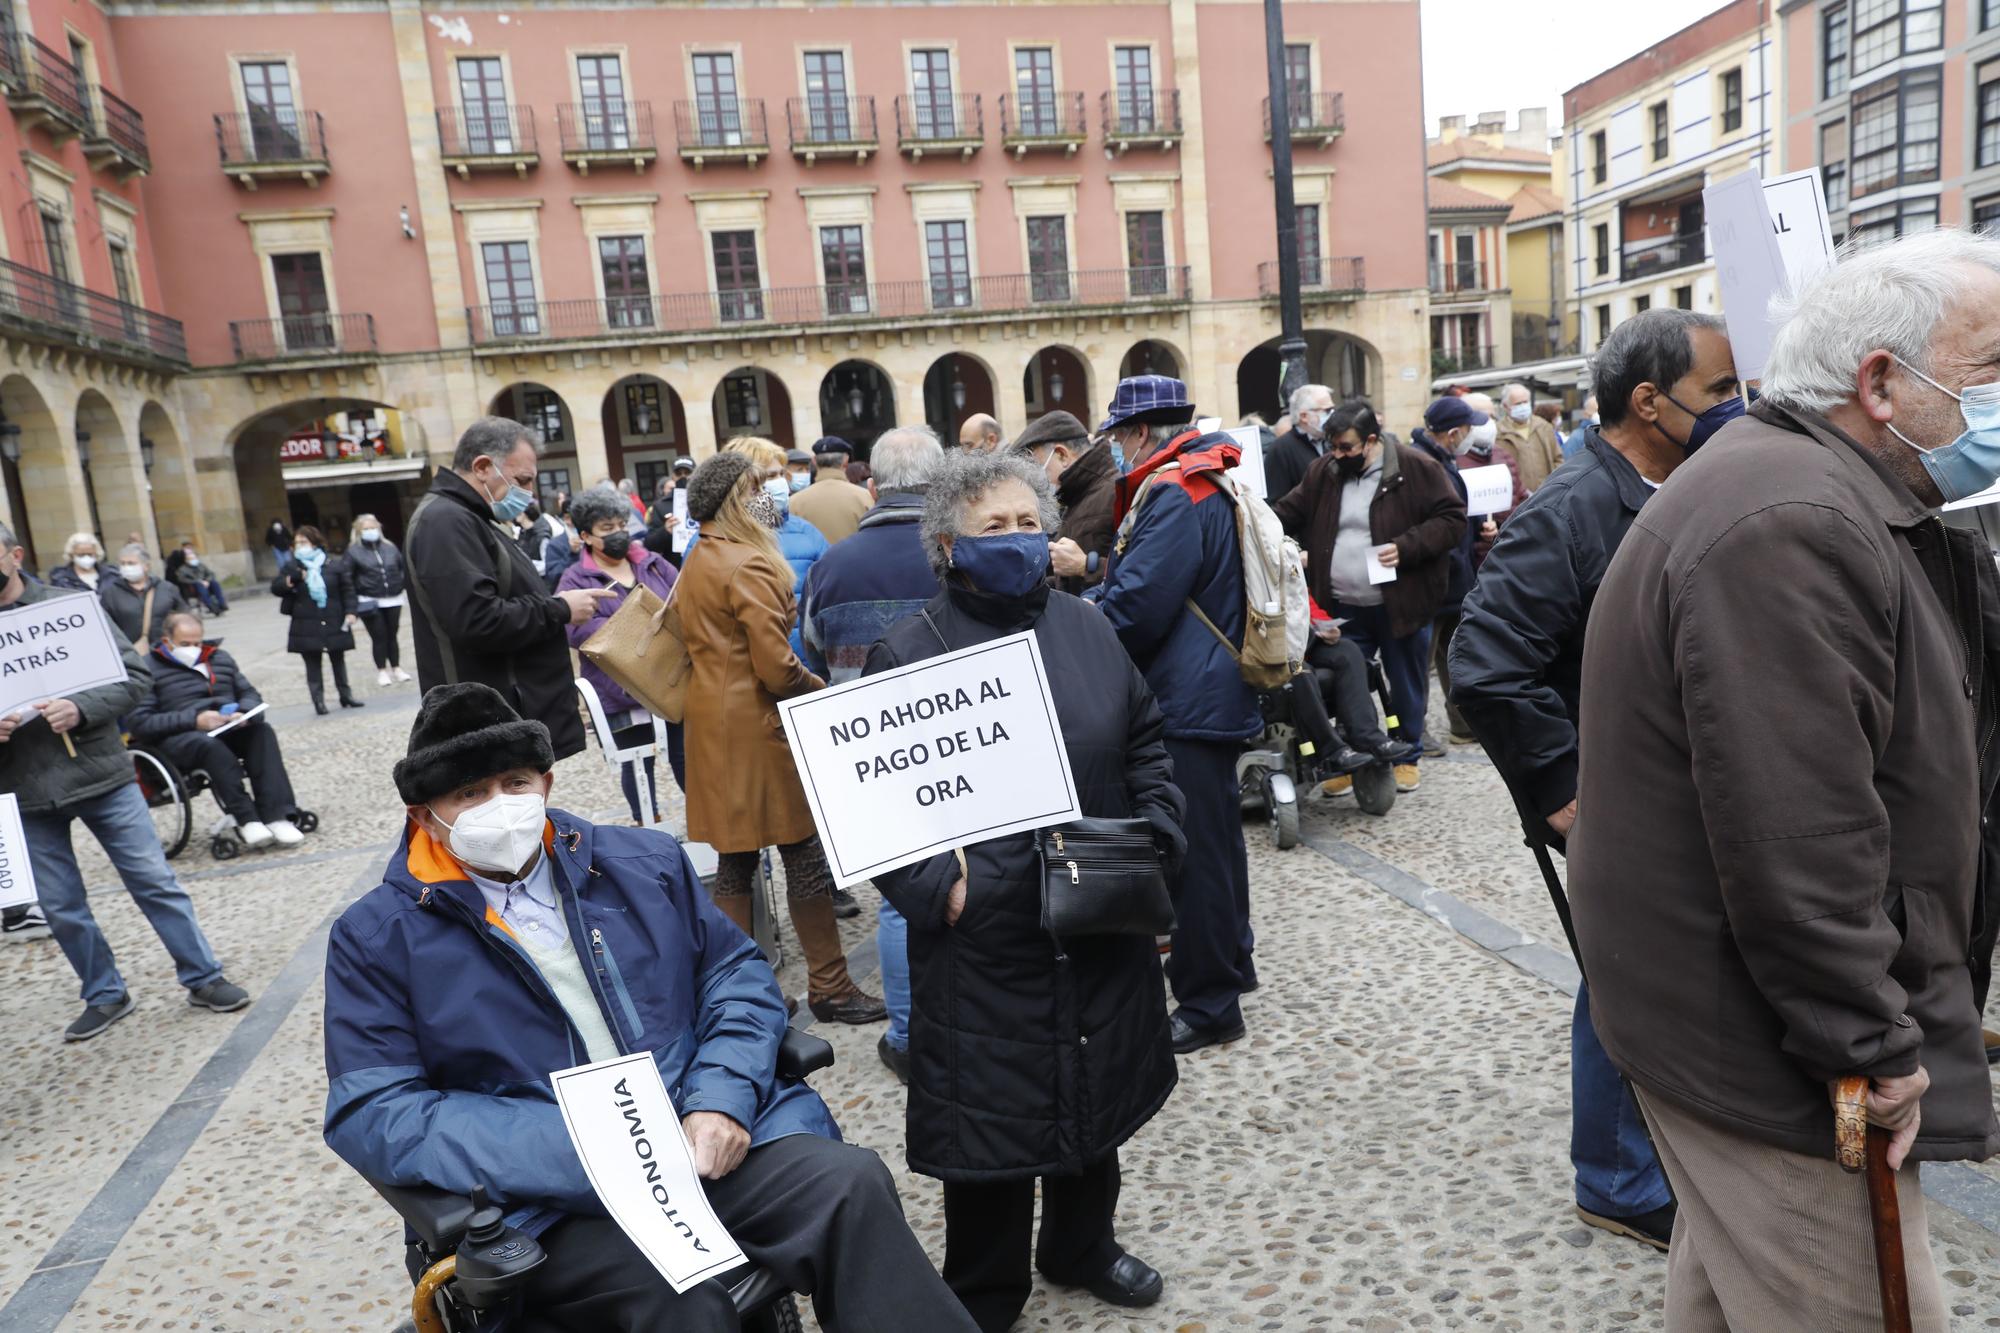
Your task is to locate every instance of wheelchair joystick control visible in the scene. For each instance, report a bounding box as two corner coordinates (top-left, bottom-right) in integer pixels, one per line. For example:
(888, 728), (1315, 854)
(452, 1183), (547, 1309)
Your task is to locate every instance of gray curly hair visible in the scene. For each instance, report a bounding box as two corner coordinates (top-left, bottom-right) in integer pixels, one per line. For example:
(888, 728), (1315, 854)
(566, 484), (630, 536)
(920, 449), (1060, 580)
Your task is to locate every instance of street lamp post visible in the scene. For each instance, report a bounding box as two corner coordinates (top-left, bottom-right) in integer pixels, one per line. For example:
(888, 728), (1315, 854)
(1263, 0), (1310, 409)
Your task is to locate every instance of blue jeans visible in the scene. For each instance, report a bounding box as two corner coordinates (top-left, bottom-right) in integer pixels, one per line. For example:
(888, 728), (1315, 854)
(1571, 982), (1672, 1217)
(23, 781), (224, 1006)
(1328, 601), (1432, 755)
(877, 898), (910, 1052)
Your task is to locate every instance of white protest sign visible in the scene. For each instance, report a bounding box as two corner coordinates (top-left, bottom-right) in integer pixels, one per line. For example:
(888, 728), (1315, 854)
(551, 1052), (746, 1294)
(778, 630), (1081, 886)
(1703, 169), (1789, 381)
(1365, 545), (1398, 585)
(0, 794), (37, 910)
(1458, 463), (1515, 517)
(1223, 426), (1269, 500)
(1762, 168), (1835, 289)
(0, 593), (127, 720)
(671, 489), (692, 554)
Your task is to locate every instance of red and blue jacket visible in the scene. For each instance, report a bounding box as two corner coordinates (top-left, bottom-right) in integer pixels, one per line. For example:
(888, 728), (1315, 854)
(322, 811), (838, 1241)
(1093, 431), (1261, 742)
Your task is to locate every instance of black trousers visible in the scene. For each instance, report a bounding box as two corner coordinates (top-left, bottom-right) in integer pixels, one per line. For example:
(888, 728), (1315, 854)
(299, 650), (352, 705)
(1430, 609), (1469, 739)
(1291, 636), (1390, 755)
(359, 606), (402, 669)
(941, 1151), (1123, 1333)
(157, 724), (295, 824)
(522, 1135), (977, 1333)
(1164, 737), (1253, 1031)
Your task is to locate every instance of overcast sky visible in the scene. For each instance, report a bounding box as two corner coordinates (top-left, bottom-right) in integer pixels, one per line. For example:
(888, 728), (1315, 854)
(1419, 0), (1740, 139)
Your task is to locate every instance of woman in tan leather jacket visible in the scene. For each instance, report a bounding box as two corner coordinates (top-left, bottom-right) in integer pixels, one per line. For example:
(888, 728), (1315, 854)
(675, 450), (885, 1024)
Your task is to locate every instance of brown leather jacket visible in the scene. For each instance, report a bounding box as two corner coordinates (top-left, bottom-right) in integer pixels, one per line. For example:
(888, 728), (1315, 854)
(1571, 402), (2000, 1164)
(676, 532), (825, 852)
(1053, 443), (1118, 594)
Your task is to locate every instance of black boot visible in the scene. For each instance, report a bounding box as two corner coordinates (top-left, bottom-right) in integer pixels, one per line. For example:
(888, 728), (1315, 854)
(331, 654), (364, 707)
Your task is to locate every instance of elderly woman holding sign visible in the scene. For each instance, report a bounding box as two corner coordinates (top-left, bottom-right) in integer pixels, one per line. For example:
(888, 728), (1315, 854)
(866, 450), (1187, 1332)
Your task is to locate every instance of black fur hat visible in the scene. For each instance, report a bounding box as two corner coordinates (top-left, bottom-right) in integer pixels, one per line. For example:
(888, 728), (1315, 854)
(393, 683), (553, 805)
(686, 450), (755, 522)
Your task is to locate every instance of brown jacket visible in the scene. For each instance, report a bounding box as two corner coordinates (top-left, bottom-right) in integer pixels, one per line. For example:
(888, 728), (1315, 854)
(788, 468), (873, 544)
(676, 532), (825, 853)
(1571, 402), (2000, 1165)
(1498, 413), (1565, 492)
(1052, 442), (1118, 594)
(1271, 441), (1467, 639)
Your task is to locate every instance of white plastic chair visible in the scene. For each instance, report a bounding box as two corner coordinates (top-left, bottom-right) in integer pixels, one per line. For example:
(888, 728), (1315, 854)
(573, 676), (668, 829)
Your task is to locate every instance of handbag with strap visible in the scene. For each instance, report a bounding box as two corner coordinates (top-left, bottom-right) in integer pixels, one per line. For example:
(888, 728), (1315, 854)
(578, 578), (693, 723)
(131, 585), (155, 652)
(1036, 817), (1174, 939)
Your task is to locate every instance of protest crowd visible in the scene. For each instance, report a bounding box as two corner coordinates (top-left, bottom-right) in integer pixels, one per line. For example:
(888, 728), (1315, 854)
(3, 224), (2000, 1333)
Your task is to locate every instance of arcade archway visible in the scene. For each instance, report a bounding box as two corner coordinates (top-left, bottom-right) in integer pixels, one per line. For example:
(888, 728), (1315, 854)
(228, 397), (421, 572)
(491, 382), (579, 498)
(0, 375), (65, 570)
(922, 353), (995, 443)
(1118, 338), (1183, 381)
(1234, 330), (1382, 424)
(602, 375), (689, 501)
(1023, 346), (1091, 429)
(712, 367), (794, 451)
(819, 360), (895, 454)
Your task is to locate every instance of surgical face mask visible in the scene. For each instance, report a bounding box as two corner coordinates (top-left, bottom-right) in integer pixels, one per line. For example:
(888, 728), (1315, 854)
(949, 531), (1051, 600)
(762, 476), (792, 509)
(788, 472), (811, 494)
(1107, 437), (1128, 475)
(73, 554), (97, 570)
(1660, 391), (1745, 456)
(746, 490), (785, 530)
(184, 553), (200, 567)
(169, 644), (202, 666)
(1449, 428), (1479, 458)
(1508, 402), (1533, 423)
(294, 544), (317, 562)
(1470, 418), (1498, 450)
(430, 791), (547, 875)
(479, 464), (535, 523)
(360, 528), (382, 544)
(1887, 355), (2000, 504)
(119, 562), (145, 582)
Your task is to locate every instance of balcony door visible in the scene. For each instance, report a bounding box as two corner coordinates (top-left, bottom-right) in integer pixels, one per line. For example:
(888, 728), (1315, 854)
(1283, 44), (1312, 129)
(240, 61), (301, 159)
(456, 58), (511, 153)
(1026, 215), (1069, 302)
(599, 236), (652, 328)
(1126, 209), (1167, 296)
(692, 53), (742, 145)
(803, 50), (850, 141)
(910, 50), (955, 138)
(1296, 204), (1323, 285)
(1014, 48), (1057, 135)
(271, 252), (333, 350)
(577, 54), (629, 150)
(711, 230), (763, 322)
(482, 241), (539, 336)
(820, 225), (869, 315)
(926, 219), (972, 309)
(1114, 46), (1154, 133)
(1453, 232), (1477, 291)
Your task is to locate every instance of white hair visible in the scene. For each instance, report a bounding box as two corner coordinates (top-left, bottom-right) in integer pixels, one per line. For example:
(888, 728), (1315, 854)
(1288, 383), (1333, 417)
(1500, 382), (1529, 404)
(1764, 229), (2000, 414)
(1466, 392), (1496, 415)
(63, 531), (103, 559)
(869, 425), (944, 490)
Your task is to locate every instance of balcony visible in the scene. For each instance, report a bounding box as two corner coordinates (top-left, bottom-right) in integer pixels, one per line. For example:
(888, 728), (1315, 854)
(1431, 344), (1498, 377)
(215, 110), (329, 188)
(1620, 232), (1705, 282)
(0, 255), (186, 369)
(998, 91), (1086, 156)
(895, 94), (983, 159)
(83, 86), (149, 179)
(229, 312), (377, 363)
(7, 37), (92, 142)
(1263, 90), (1344, 147)
(557, 102), (657, 174)
(786, 95), (878, 165)
(1101, 89), (1181, 154)
(1429, 260), (1492, 296)
(437, 105), (537, 178)
(1257, 256), (1366, 298)
(464, 265), (1191, 346)
(673, 98), (768, 168)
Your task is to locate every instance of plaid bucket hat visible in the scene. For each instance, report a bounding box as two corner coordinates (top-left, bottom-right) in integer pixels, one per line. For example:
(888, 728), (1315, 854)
(1097, 374), (1195, 433)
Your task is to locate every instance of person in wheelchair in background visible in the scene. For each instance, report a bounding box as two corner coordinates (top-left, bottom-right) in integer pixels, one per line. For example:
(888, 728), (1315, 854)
(323, 683), (977, 1333)
(126, 612), (305, 850)
(1293, 600), (1417, 786)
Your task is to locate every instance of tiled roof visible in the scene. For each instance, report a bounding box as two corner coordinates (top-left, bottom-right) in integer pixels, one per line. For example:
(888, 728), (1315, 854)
(1427, 178), (1515, 214)
(1507, 184), (1564, 224)
(1427, 140), (1552, 169)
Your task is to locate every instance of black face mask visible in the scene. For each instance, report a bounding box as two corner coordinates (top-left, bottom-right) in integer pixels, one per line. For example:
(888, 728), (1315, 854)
(597, 531), (633, 562)
(1334, 452), (1367, 480)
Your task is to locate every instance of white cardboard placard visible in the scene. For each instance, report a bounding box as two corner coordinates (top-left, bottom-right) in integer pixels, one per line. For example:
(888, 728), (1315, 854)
(1222, 426), (1269, 500)
(1703, 169), (1790, 381)
(551, 1052), (746, 1295)
(1458, 464), (1515, 517)
(671, 489), (692, 554)
(1762, 168), (1836, 289)
(778, 630), (1081, 887)
(0, 793), (37, 910)
(1365, 546), (1398, 585)
(0, 593), (127, 720)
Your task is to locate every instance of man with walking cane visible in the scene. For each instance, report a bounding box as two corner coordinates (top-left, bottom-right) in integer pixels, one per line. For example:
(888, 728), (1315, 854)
(1451, 308), (1741, 1249)
(1570, 230), (2000, 1330)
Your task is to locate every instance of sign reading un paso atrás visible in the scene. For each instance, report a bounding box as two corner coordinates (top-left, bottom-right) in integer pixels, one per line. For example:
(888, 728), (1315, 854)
(0, 593), (127, 720)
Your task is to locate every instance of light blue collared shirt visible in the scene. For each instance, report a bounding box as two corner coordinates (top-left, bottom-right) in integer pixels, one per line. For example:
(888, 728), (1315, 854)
(465, 851), (567, 943)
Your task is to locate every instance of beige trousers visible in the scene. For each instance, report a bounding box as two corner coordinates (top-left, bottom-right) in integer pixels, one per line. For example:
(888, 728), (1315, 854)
(1634, 1090), (1947, 1332)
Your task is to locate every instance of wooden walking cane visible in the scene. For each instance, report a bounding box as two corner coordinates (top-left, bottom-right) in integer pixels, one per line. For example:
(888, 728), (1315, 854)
(1832, 1076), (1914, 1333)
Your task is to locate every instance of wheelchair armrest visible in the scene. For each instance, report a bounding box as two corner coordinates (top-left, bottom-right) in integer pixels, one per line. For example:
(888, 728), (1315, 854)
(366, 1178), (479, 1251)
(777, 1026), (835, 1081)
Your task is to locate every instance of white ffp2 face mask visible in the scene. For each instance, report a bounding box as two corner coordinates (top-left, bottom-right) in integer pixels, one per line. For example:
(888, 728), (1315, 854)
(169, 644), (202, 666)
(431, 791), (546, 874)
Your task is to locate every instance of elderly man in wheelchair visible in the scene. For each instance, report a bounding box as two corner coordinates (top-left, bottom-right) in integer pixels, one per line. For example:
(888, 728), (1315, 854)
(324, 683), (978, 1333)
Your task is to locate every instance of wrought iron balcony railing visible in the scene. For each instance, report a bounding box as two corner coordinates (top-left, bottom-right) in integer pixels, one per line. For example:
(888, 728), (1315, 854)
(673, 97), (769, 159)
(8, 36), (91, 137)
(998, 90), (1087, 147)
(1620, 232), (1705, 283)
(0, 255), (186, 367)
(86, 85), (150, 174)
(229, 312), (377, 362)
(1262, 90), (1345, 142)
(1101, 89), (1182, 147)
(785, 95), (878, 157)
(437, 105), (537, 164)
(1429, 260), (1491, 295)
(557, 101), (658, 162)
(215, 108), (329, 181)
(894, 93), (984, 153)
(1258, 256), (1366, 297)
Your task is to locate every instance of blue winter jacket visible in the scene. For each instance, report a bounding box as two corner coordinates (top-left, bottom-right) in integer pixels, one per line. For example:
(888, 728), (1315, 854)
(1093, 433), (1261, 743)
(322, 811), (839, 1242)
(799, 492), (940, 682)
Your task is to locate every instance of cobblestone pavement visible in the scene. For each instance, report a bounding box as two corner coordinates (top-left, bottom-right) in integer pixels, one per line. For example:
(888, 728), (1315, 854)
(2, 596), (1997, 1332)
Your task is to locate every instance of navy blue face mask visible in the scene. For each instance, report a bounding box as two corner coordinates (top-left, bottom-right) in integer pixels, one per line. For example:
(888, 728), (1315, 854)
(949, 532), (1050, 600)
(1661, 390), (1746, 455)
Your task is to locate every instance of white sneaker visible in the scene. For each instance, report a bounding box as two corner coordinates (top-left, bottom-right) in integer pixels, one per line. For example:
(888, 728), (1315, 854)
(2, 905), (51, 942)
(268, 818), (305, 847)
(237, 820), (275, 849)
(392, 667), (412, 683)
(377, 669), (393, 687)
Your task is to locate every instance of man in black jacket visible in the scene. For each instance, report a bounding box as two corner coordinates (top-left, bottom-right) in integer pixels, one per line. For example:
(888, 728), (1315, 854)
(405, 417), (612, 762)
(1262, 384), (1332, 503)
(1448, 308), (1738, 1249)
